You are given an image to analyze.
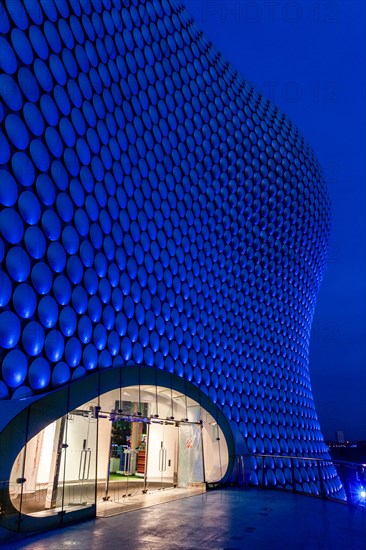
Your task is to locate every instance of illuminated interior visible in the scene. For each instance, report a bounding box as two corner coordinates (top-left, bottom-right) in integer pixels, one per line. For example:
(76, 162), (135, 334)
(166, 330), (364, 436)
(10, 385), (228, 517)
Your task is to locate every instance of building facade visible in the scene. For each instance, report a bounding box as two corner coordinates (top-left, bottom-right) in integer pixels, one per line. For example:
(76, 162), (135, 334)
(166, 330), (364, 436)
(0, 0), (344, 539)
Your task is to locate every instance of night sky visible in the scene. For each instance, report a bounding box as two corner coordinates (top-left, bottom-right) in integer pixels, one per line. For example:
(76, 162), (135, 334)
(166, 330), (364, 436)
(184, 0), (366, 440)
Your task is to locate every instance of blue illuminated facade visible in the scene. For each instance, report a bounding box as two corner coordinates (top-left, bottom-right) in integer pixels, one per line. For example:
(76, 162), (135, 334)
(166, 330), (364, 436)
(0, 0), (345, 518)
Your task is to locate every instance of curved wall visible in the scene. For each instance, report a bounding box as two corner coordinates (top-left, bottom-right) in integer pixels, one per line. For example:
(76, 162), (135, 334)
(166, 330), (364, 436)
(0, 0), (344, 499)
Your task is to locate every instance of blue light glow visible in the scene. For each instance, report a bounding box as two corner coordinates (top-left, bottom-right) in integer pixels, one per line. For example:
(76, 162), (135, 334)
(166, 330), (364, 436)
(0, 0), (345, 501)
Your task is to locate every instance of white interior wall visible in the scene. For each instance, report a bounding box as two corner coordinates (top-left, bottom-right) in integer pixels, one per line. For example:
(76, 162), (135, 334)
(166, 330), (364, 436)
(146, 422), (177, 483)
(36, 422), (57, 484)
(10, 431), (45, 495)
(187, 405), (201, 422)
(9, 449), (25, 497)
(97, 417), (112, 480)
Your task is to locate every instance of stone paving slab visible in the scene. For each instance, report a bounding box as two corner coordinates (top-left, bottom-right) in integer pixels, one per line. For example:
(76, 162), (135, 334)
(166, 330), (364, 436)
(3, 488), (366, 550)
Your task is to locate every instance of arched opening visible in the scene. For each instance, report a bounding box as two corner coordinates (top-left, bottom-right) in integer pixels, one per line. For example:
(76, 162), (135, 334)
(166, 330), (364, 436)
(1, 367), (234, 531)
(10, 384), (228, 518)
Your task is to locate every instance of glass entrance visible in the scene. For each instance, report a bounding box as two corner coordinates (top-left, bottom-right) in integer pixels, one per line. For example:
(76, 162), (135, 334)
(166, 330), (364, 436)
(8, 382), (230, 523)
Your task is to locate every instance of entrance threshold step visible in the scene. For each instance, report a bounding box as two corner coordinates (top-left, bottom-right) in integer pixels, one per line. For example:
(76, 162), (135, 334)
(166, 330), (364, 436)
(97, 486), (206, 518)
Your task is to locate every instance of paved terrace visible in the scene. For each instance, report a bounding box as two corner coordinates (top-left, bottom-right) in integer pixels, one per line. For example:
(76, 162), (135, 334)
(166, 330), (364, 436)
(4, 488), (366, 550)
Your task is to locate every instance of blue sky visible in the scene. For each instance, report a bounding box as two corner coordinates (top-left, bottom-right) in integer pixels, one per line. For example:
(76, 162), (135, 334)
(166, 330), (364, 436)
(183, 0), (366, 440)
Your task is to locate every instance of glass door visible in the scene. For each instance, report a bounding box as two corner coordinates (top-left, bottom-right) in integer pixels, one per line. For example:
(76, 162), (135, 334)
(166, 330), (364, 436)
(7, 406), (69, 532)
(59, 409), (97, 524)
(145, 420), (177, 493)
(177, 422), (204, 488)
(97, 408), (148, 515)
(160, 422), (177, 490)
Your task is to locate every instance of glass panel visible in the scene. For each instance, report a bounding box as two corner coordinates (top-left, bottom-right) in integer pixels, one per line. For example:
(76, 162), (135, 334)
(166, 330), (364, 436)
(6, 437), (26, 531)
(201, 409), (228, 483)
(171, 388), (188, 421)
(217, 422), (229, 480)
(17, 418), (66, 517)
(56, 373), (99, 524)
(60, 407), (97, 521)
(146, 420), (177, 492)
(187, 399), (201, 423)
(6, 392), (69, 532)
(96, 393), (147, 516)
(97, 391), (114, 506)
(178, 423), (204, 487)
(140, 384), (158, 419)
(162, 423), (178, 489)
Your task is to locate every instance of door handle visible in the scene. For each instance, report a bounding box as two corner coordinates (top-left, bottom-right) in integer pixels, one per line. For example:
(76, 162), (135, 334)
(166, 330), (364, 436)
(159, 448), (167, 472)
(79, 449), (91, 480)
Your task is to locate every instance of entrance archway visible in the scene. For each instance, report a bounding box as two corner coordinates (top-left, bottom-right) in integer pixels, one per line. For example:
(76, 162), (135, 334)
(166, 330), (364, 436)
(0, 367), (234, 533)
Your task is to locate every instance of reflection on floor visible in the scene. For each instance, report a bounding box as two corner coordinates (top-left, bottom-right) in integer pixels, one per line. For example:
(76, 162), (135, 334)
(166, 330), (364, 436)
(97, 484), (206, 517)
(5, 489), (366, 550)
(11, 480), (206, 518)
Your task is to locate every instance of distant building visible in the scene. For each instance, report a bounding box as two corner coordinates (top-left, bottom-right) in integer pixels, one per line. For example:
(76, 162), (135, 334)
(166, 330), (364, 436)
(336, 430), (345, 443)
